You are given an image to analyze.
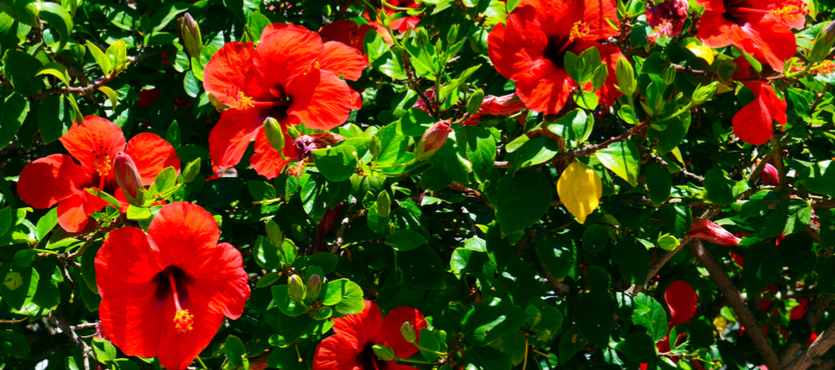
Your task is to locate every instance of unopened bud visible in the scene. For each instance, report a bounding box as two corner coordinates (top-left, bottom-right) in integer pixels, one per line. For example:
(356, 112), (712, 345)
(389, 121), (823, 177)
(446, 24), (459, 44)
(306, 274), (322, 303)
(592, 64), (608, 89)
(263, 118), (286, 153)
(401, 322), (416, 343)
(113, 152), (145, 206)
(181, 13), (203, 62)
(687, 218), (741, 247)
(288, 275), (306, 303)
(663, 65), (677, 85)
(760, 163), (779, 186)
(372, 345), (396, 361)
(616, 57), (636, 95)
(467, 89), (485, 116)
(416, 28), (429, 48)
(370, 135), (382, 157)
(825, 20), (835, 46)
(416, 121), (452, 160)
(691, 82), (718, 104)
(266, 220), (284, 248)
(182, 158), (201, 183)
(376, 190), (391, 218)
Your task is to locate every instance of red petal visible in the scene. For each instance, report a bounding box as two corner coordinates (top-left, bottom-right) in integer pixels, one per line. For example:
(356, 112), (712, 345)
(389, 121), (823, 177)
(255, 24), (324, 91)
(209, 107), (267, 168)
(665, 280), (698, 327)
(185, 242), (250, 319)
(59, 116), (126, 173)
(698, 11), (795, 71)
(56, 191), (108, 233)
(18, 154), (91, 209)
(487, 10), (547, 80)
(251, 129), (293, 179)
(321, 41), (368, 81)
(96, 226), (166, 358)
(333, 301), (383, 345)
(582, 0), (620, 41)
(696, 0), (726, 12)
(157, 310), (225, 370)
(124, 133), (181, 186)
(203, 42), (262, 106)
(147, 203), (221, 269)
(732, 82), (786, 145)
(313, 335), (362, 370)
(375, 306), (427, 359)
(515, 66), (574, 115)
(288, 70), (354, 130)
(319, 20), (367, 53)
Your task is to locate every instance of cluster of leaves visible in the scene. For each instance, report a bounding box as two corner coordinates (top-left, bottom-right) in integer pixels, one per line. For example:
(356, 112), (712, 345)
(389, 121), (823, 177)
(2, 0), (835, 369)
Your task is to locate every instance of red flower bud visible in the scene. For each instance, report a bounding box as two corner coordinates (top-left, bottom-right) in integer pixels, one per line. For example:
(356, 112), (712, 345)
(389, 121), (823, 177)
(761, 163), (779, 186)
(113, 152), (144, 206)
(687, 218), (741, 247)
(417, 121), (452, 160)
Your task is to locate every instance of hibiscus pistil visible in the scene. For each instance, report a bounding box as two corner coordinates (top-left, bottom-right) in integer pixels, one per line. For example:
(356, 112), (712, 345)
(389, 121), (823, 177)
(231, 91), (255, 110)
(165, 269), (194, 334)
(769, 4), (804, 21)
(569, 20), (590, 44)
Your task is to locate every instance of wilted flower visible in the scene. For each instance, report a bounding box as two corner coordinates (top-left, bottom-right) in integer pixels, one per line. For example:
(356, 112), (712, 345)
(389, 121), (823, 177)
(295, 132), (346, 161)
(687, 218), (741, 247)
(646, 0), (689, 38)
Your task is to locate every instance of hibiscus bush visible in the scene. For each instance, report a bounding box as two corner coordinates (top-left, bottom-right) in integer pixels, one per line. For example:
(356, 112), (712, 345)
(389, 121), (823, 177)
(3, 0), (835, 369)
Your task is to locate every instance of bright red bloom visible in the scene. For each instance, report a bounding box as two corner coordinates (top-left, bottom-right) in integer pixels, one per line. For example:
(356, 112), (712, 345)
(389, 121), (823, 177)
(17, 117), (179, 232)
(695, 0), (802, 71)
(366, 0), (421, 34)
(732, 81), (787, 145)
(203, 23), (366, 179)
(95, 202), (250, 370)
(462, 93), (527, 126)
(687, 218), (741, 247)
(488, 0), (623, 115)
(666, 280), (698, 327)
(761, 163), (779, 185)
(314, 301), (427, 370)
(319, 20), (388, 55)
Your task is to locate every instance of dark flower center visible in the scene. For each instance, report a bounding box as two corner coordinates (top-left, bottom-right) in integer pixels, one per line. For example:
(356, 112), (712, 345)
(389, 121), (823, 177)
(153, 266), (193, 306)
(356, 341), (388, 370)
(542, 34), (572, 68)
(722, 0), (768, 25)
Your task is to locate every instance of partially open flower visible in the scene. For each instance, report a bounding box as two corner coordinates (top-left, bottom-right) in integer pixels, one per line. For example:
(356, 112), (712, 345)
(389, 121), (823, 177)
(113, 152), (144, 207)
(294, 133), (346, 161)
(761, 163), (779, 186)
(687, 218), (741, 247)
(416, 121), (452, 160)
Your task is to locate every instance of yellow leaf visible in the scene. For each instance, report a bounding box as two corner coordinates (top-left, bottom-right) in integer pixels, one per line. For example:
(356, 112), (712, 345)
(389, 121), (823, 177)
(686, 42), (714, 66)
(557, 161), (603, 224)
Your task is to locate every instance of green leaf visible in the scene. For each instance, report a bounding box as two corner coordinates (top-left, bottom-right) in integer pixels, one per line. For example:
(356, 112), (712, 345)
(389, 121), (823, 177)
(596, 141), (641, 186)
(374, 123), (410, 167)
(3, 50), (43, 95)
(419, 328), (441, 361)
(150, 2), (189, 32)
(511, 136), (559, 171)
(321, 279), (365, 317)
(798, 160), (835, 196)
(612, 238), (649, 285)
(661, 203), (691, 238)
(743, 240), (783, 295)
(632, 293), (669, 342)
(86, 41), (112, 75)
(84, 188), (121, 210)
(468, 346), (513, 370)
(646, 162), (672, 206)
(648, 106), (690, 155)
(704, 169), (735, 205)
(38, 95), (74, 143)
(496, 168), (552, 236)
(777, 233), (816, 274)
(35, 208), (57, 240)
(395, 245), (447, 290)
(0, 263), (38, 310)
(149, 167), (178, 197)
(573, 91), (599, 110)
(0, 93), (28, 150)
(615, 332), (657, 363)
(384, 229), (427, 251)
(35, 62), (70, 86)
(92, 337), (117, 364)
(106, 39), (128, 72)
(39, 2), (73, 51)
(312, 145), (358, 182)
(571, 292), (613, 347)
(398, 108), (434, 136)
(761, 198), (812, 238)
(0, 330), (29, 359)
(582, 225), (610, 252)
(98, 86), (118, 108)
(0, 0), (40, 26)
(461, 298), (527, 346)
(536, 237), (576, 281)
(224, 335), (247, 367)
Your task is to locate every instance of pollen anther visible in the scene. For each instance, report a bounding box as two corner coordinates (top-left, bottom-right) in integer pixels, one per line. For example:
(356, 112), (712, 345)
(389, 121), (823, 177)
(174, 308), (194, 333)
(569, 21), (590, 42)
(94, 154), (112, 177)
(231, 91), (255, 110)
(769, 5), (803, 21)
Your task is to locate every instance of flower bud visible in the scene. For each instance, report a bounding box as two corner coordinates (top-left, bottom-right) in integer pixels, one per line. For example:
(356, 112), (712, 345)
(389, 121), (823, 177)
(263, 118), (286, 153)
(760, 163), (779, 186)
(467, 88), (485, 116)
(376, 190), (391, 218)
(181, 158), (201, 183)
(416, 121), (452, 160)
(416, 27), (429, 48)
(288, 275), (306, 303)
(180, 13), (203, 62)
(691, 81), (719, 105)
(591, 64), (608, 90)
(687, 218), (741, 247)
(370, 135), (382, 157)
(825, 20), (835, 46)
(113, 152), (145, 207)
(401, 322), (416, 343)
(372, 344), (396, 361)
(615, 57), (636, 95)
(446, 24), (459, 44)
(305, 274), (322, 304)
(663, 65), (677, 85)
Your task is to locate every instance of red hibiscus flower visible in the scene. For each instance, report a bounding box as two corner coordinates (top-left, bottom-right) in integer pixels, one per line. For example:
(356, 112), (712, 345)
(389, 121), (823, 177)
(17, 117), (179, 233)
(462, 93), (527, 125)
(95, 202), (250, 370)
(695, 0), (805, 71)
(366, 0), (421, 35)
(488, 0), (623, 115)
(314, 301), (427, 370)
(666, 280), (698, 327)
(320, 20), (390, 54)
(203, 23), (366, 179)
(687, 218), (741, 247)
(731, 81), (787, 145)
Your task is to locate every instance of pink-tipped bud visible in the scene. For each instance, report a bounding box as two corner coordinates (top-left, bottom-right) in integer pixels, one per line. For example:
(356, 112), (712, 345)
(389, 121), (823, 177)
(760, 163), (779, 186)
(417, 121), (452, 160)
(294, 132), (346, 161)
(113, 152), (144, 206)
(646, 0), (689, 37)
(687, 218), (741, 247)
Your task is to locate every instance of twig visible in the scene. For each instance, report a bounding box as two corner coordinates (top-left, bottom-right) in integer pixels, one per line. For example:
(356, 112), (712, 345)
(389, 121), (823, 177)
(48, 312), (94, 370)
(783, 317), (835, 370)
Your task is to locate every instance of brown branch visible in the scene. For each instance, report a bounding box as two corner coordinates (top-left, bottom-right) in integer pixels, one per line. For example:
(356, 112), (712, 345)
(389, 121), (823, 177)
(783, 317), (835, 370)
(48, 312), (94, 370)
(688, 240), (780, 370)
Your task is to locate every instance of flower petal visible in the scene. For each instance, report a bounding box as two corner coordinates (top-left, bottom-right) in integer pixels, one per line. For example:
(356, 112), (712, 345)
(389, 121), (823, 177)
(665, 280), (698, 327)
(59, 116), (126, 173)
(56, 191), (108, 233)
(732, 82), (786, 145)
(319, 20), (367, 53)
(208, 107), (267, 168)
(156, 310), (225, 370)
(147, 202), (221, 270)
(376, 306), (427, 359)
(251, 128), (293, 179)
(583, 0), (620, 41)
(514, 66), (574, 115)
(312, 334), (362, 370)
(124, 133), (181, 186)
(320, 41), (368, 81)
(203, 42), (263, 106)
(333, 301), (383, 346)
(185, 242), (250, 319)
(17, 154), (90, 209)
(255, 24), (324, 91)
(488, 9), (548, 80)
(288, 70), (354, 130)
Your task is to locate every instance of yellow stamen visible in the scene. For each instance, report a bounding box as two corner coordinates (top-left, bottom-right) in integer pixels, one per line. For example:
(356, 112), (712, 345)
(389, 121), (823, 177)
(815, 60), (835, 75)
(174, 308), (194, 333)
(286, 161), (306, 178)
(769, 5), (803, 21)
(569, 21), (590, 42)
(94, 154), (112, 177)
(231, 91), (254, 110)
(303, 61), (321, 76)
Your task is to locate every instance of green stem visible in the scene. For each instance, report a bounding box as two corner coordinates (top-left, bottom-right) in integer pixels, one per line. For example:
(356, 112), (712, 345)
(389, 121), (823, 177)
(196, 356), (208, 370)
(396, 357), (436, 365)
(656, 101), (693, 124)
